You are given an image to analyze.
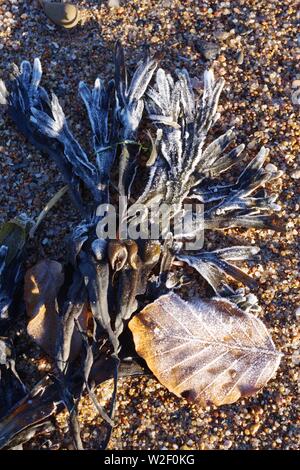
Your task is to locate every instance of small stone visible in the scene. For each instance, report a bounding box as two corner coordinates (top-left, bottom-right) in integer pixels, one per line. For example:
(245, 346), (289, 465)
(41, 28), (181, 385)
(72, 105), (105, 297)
(269, 72), (277, 84)
(292, 79), (300, 88)
(250, 423), (260, 435)
(108, 0), (120, 7)
(196, 40), (220, 61)
(223, 439), (233, 449)
(247, 139), (257, 150)
(214, 30), (230, 41)
(265, 163), (278, 172)
(291, 352), (300, 366)
(291, 170), (300, 179)
(237, 50), (244, 65)
(151, 36), (160, 44)
(251, 438), (260, 448)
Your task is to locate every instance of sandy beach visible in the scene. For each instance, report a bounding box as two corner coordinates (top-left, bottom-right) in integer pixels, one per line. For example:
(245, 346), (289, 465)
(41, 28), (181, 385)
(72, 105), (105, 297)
(0, 0), (299, 450)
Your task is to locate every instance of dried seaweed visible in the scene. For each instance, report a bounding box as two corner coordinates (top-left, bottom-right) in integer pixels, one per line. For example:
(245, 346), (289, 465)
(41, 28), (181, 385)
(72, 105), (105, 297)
(0, 219), (26, 332)
(0, 43), (283, 450)
(0, 337), (27, 419)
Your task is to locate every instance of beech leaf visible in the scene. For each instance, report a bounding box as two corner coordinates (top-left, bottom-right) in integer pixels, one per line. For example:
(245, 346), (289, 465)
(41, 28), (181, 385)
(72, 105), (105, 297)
(25, 260), (89, 360)
(129, 293), (281, 406)
(25, 260), (64, 358)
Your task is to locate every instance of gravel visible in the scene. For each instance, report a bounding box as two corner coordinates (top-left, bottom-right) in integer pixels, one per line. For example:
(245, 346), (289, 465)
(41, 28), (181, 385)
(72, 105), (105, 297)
(0, 0), (299, 451)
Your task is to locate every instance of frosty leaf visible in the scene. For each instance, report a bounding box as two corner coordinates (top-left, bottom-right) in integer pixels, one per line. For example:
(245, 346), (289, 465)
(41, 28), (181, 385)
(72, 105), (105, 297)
(127, 57), (158, 103)
(115, 41), (157, 138)
(199, 128), (235, 172)
(114, 43), (158, 198)
(79, 78), (116, 186)
(177, 69), (195, 122)
(31, 93), (103, 202)
(145, 67), (228, 210)
(18, 58), (44, 107)
(209, 143), (245, 176)
(210, 245), (260, 261)
(129, 292), (281, 406)
(177, 246), (259, 294)
(1, 59), (86, 211)
(204, 213), (284, 231)
(147, 114), (181, 129)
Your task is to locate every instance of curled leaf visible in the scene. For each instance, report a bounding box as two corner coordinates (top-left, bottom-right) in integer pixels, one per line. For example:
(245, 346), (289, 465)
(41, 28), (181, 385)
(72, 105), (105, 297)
(25, 260), (89, 361)
(129, 292), (281, 406)
(25, 260), (64, 358)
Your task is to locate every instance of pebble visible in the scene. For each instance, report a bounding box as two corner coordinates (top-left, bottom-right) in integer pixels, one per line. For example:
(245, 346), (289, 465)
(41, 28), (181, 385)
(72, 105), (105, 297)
(223, 439), (233, 449)
(108, 0), (120, 7)
(195, 40), (220, 60)
(213, 30), (230, 41)
(265, 163), (278, 172)
(291, 170), (300, 179)
(247, 139), (258, 149)
(250, 423), (261, 435)
(237, 50), (244, 65)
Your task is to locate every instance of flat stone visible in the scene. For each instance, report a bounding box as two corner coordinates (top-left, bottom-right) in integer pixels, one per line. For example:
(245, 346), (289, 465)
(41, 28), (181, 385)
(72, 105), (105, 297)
(108, 0), (120, 7)
(265, 163), (278, 172)
(214, 30), (230, 41)
(195, 40), (220, 61)
(291, 170), (300, 179)
(237, 50), (244, 65)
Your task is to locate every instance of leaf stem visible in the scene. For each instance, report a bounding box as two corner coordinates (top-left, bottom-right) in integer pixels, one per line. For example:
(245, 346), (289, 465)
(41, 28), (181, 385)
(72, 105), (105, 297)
(29, 185), (69, 238)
